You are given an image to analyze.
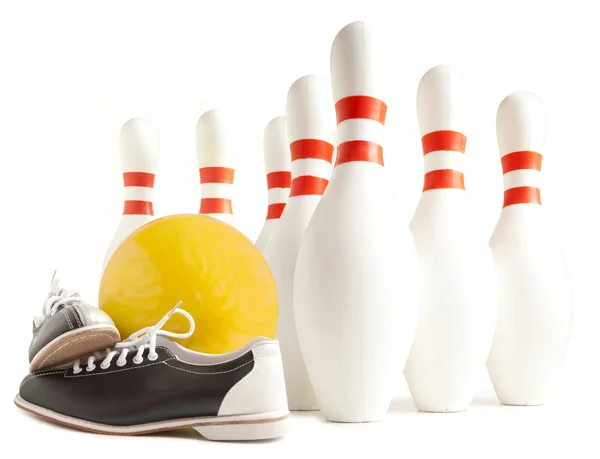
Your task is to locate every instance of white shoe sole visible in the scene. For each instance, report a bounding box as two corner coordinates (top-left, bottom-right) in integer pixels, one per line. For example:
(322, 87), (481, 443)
(29, 324), (121, 372)
(14, 395), (290, 441)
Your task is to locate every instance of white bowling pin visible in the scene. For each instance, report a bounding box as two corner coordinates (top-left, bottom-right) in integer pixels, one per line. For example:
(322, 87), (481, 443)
(196, 109), (236, 227)
(263, 75), (335, 411)
(102, 118), (159, 273)
(404, 65), (498, 413)
(294, 21), (419, 422)
(487, 91), (573, 405)
(255, 117), (291, 252)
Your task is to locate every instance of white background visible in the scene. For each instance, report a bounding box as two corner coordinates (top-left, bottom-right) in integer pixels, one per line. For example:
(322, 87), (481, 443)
(1, 0), (598, 457)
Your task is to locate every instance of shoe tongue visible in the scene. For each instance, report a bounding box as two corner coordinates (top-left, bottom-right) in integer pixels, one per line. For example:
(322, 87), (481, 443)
(47, 300), (67, 314)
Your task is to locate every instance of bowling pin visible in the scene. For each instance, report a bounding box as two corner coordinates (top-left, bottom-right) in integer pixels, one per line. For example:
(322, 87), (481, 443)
(196, 109), (236, 227)
(255, 117), (291, 252)
(263, 75), (335, 411)
(102, 118), (159, 273)
(487, 92), (573, 405)
(404, 65), (498, 413)
(294, 21), (419, 422)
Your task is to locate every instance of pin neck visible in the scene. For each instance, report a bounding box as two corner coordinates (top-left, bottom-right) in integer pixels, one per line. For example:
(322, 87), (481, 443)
(123, 172), (155, 188)
(199, 167), (234, 184)
(266, 171), (291, 189)
(423, 171), (465, 191)
(335, 95), (386, 167)
(501, 151), (542, 174)
(288, 140), (333, 197)
(264, 171), (290, 220)
(421, 130), (466, 192)
(335, 95), (387, 124)
(290, 139), (334, 162)
(503, 188), (541, 207)
(336, 141), (384, 167)
(123, 201), (154, 216)
(199, 167), (234, 215)
(422, 130), (466, 155)
(266, 203), (286, 220)
(200, 199), (233, 214)
(501, 150), (543, 208)
(122, 172), (155, 216)
(289, 176), (329, 197)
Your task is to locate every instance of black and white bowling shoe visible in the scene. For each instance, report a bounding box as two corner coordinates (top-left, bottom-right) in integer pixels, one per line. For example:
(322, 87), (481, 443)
(16, 302), (290, 441)
(29, 272), (120, 372)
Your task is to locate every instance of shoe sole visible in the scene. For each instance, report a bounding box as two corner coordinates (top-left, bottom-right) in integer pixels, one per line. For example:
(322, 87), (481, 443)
(14, 395), (290, 441)
(29, 325), (121, 372)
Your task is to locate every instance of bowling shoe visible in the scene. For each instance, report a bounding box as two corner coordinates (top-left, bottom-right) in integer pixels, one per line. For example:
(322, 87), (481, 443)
(16, 302), (290, 441)
(28, 272), (120, 372)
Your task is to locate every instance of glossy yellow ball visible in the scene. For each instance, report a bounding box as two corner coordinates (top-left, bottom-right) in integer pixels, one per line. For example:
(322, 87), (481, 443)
(99, 214), (277, 354)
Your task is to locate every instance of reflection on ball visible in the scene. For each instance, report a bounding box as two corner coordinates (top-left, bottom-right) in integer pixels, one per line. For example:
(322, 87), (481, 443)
(99, 214), (278, 353)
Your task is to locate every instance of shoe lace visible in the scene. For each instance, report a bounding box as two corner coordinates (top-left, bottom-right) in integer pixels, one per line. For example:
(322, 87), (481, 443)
(43, 270), (83, 317)
(72, 301), (194, 374)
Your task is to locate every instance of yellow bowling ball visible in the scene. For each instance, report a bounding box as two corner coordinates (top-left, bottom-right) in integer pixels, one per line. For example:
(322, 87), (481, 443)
(99, 214), (278, 354)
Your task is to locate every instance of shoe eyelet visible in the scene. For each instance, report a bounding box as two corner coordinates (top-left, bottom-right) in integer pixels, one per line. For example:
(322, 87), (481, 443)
(86, 364), (96, 372)
(132, 356), (143, 364)
(148, 353), (158, 361)
(100, 362), (110, 370)
(116, 359), (127, 367)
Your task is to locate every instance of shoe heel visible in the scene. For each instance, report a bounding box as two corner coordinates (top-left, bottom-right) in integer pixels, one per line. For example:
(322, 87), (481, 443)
(195, 415), (290, 441)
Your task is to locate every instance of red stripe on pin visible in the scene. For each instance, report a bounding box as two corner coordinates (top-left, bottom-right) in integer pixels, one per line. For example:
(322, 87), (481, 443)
(421, 131), (467, 155)
(501, 151), (542, 174)
(200, 198), (233, 214)
(123, 200), (154, 215)
(290, 139), (334, 162)
(289, 176), (329, 197)
(266, 203), (286, 220)
(199, 167), (235, 184)
(423, 170), (465, 191)
(336, 141), (384, 166)
(335, 96), (387, 124)
(267, 171), (292, 189)
(503, 187), (541, 207)
(123, 172), (155, 188)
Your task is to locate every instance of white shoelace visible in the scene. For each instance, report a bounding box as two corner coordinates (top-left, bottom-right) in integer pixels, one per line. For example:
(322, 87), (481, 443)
(43, 271), (83, 318)
(72, 301), (195, 374)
